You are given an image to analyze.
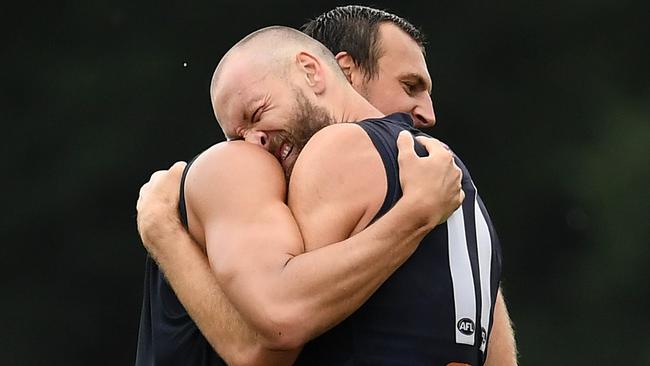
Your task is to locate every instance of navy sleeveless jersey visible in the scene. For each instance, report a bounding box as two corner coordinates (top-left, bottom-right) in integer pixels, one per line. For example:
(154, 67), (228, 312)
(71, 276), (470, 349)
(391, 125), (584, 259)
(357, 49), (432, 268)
(135, 159), (227, 366)
(294, 113), (503, 366)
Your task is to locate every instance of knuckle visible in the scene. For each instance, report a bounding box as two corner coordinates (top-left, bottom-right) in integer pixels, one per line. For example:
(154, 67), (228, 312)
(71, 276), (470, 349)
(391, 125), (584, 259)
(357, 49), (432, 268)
(446, 151), (454, 161)
(151, 170), (164, 181)
(139, 185), (149, 196)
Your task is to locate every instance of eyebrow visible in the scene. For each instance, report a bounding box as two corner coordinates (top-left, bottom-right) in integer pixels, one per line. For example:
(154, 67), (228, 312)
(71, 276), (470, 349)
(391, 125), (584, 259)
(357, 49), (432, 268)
(244, 96), (265, 121)
(401, 73), (433, 94)
(223, 95), (266, 141)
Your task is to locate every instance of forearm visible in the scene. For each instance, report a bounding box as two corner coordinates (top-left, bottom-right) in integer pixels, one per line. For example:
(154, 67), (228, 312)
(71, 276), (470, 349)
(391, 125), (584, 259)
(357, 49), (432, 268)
(151, 229), (299, 365)
(485, 289), (518, 366)
(226, 197), (432, 348)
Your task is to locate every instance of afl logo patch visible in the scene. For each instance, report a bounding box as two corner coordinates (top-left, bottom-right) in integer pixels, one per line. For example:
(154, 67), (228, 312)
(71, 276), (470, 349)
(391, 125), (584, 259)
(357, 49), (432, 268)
(457, 318), (475, 335)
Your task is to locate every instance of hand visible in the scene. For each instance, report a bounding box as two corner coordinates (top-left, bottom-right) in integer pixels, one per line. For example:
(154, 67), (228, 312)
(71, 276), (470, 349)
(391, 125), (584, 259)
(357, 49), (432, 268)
(136, 161), (187, 260)
(396, 131), (464, 228)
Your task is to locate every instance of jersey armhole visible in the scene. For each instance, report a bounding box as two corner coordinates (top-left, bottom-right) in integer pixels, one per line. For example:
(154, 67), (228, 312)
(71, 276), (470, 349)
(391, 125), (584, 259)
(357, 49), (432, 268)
(355, 121), (401, 224)
(179, 155), (200, 229)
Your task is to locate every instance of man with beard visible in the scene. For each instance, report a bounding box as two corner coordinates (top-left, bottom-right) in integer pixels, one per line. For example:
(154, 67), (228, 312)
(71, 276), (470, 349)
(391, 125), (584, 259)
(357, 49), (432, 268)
(137, 24), (512, 365)
(136, 27), (464, 366)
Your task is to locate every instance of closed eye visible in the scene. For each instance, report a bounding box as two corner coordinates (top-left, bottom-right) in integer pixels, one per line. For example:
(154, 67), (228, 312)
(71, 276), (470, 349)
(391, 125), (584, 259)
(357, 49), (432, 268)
(402, 81), (418, 95)
(251, 107), (262, 123)
(400, 73), (432, 96)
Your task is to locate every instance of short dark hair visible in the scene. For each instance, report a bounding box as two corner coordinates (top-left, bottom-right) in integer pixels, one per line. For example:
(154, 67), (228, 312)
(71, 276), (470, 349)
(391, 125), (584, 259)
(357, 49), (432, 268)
(301, 5), (426, 79)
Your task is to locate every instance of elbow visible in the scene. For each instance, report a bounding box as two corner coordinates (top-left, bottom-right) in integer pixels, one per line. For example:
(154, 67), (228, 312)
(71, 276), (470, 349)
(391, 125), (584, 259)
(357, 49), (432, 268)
(224, 352), (253, 366)
(224, 345), (267, 366)
(261, 330), (305, 352)
(206, 335), (265, 366)
(213, 334), (275, 366)
(256, 304), (311, 351)
(227, 343), (299, 366)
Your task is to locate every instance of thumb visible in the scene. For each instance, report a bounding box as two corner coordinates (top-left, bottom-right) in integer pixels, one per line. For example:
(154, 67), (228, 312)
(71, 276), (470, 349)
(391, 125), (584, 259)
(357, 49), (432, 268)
(397, 130), (415, 162)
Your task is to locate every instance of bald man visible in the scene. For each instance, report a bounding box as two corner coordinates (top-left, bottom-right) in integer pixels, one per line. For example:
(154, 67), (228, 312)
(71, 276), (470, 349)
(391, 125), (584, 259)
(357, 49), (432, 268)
(137, 25), (507, 365)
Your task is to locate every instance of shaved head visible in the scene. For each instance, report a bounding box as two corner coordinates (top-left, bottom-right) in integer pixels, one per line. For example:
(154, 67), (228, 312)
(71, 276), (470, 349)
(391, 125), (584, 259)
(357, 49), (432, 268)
(206, 25), (378, 177)
(210, 26), (344, 105)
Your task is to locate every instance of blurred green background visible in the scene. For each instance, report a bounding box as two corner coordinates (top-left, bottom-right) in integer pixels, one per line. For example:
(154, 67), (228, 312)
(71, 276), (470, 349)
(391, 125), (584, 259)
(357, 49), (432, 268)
(2, 0), (648, 364)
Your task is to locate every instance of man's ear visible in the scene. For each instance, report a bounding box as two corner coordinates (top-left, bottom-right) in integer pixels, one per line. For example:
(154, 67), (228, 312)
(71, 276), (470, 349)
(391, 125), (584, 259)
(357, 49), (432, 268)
(296, 51), (325, 94)
(335, 51), (362, 88)
(335, 52), (353, 83)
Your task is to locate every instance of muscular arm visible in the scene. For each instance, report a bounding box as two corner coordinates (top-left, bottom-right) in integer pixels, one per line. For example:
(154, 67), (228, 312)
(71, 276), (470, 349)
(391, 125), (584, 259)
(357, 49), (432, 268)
(286, 123), (464, 323)
(485, 289), (518, 366)
(137, 131), (461, 364)
(137, 163), (298, 366)
(288, 124), (461, 251)
(185, 138), (459, 350)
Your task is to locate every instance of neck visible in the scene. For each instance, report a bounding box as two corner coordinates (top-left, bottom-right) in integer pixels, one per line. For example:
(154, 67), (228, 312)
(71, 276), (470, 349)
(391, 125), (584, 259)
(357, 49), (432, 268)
(333, 87), (383, 123)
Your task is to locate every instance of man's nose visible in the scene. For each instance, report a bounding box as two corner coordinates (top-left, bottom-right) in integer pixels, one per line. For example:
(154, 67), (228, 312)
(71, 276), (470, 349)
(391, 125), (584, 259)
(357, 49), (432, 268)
(411, 94), (436, 128)
(244, 130), (270, 149)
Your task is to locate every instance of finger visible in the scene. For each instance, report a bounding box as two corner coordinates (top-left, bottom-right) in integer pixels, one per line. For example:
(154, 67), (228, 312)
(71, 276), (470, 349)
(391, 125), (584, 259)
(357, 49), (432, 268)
(136, 179), (151, 208)
(169, 161), (188, 176)
(415, 136), (452, 154)
(414, 135), (445, 153)
(454, 162), (463, 180)
(150, 170), (166, 182)
(138, 168), (166, 208)
(415, 135), (451, 152)
(397, 130), (415, 162)
(138, 182), (148, 199)
(136, 186), (145, 211)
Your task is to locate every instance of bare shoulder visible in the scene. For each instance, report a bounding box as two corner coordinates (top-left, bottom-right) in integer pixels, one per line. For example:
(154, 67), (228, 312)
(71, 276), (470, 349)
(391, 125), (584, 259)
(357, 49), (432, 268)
(188, 141), (285, 191)
(291, 122), (377, 176)
(186, 141), (287, 218)
(289, 122), (386, 238)
(193, 141), (283, 177)
(302, 122), (371, 156)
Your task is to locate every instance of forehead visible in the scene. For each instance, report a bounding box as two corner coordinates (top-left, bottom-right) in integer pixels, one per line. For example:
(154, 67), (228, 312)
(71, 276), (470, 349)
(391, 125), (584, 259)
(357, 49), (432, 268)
(375, 22), (431, 82)
(212, 60), (271, 133)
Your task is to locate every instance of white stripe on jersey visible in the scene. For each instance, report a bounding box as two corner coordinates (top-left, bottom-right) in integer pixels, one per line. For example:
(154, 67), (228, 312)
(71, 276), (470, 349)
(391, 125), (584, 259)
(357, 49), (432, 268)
(447, 206), (476, 346)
